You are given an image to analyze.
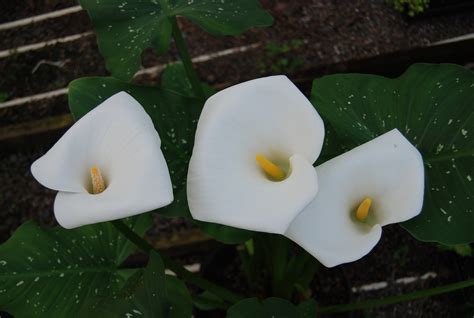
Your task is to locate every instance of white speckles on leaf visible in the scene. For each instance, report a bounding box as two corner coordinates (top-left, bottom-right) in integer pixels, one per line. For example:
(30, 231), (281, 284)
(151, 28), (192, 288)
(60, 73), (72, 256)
(0, 219), (151, 316)
(436, 144), (444, 153)
(314, 64), (474, 244)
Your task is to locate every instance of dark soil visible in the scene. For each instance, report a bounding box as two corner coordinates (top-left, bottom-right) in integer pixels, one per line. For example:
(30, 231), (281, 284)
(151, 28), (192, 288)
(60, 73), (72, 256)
(2, 0), (474, 124)
(193, 225), (474, 317)
(1, 1), (474, 317)
(0, 147), (56, 243)
(0, 10), (90, 51)
(315, 225), (474, 317)
(0, 0), (77, 22)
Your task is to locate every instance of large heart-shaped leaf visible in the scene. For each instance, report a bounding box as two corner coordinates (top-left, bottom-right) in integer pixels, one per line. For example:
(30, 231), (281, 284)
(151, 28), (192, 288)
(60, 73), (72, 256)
(99, 251), (192, 318)
(79, 0), (273, 80)
(104, 251), (166, 317)
(68, 77), (203, 218)
(311, 63), (474, 245)
(0, 216), (151, 317)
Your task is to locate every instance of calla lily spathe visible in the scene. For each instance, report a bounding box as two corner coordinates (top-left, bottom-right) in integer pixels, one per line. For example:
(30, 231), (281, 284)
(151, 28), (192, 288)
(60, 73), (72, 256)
(187, 76), (325, 234)
(286, 129), (425, 267)
(31, 92), (173, 229)
(186, 74), (425, 267)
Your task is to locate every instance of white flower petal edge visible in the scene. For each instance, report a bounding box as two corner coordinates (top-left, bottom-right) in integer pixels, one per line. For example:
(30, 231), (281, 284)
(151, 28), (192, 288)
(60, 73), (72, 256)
(285, 129), (425, 267)
(187, 76), (324, 234)
(31, 92), (173, 229)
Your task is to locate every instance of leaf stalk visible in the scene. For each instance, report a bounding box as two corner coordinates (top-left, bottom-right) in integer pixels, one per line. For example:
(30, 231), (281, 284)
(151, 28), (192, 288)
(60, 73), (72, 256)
(169, 16), (206, 100)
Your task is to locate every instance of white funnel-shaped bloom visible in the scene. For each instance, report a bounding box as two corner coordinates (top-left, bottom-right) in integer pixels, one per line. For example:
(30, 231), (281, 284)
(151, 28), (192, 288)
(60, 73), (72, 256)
(187, 76), (325, 234)
(286, 129), (425, 267)
(31, 92), (173, 229)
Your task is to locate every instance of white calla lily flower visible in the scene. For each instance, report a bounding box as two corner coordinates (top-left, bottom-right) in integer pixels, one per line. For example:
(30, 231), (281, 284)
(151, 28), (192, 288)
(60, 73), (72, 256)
(286, 129), (425, 267)
(187, 76), (325, 234)
(31, 92), (173, 229)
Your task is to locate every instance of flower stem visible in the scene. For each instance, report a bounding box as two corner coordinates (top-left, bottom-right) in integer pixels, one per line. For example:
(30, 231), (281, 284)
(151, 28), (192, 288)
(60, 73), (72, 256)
(111, 219), (243, 304)
(169, 16), (206, 100)
(318, 278), (474, 314)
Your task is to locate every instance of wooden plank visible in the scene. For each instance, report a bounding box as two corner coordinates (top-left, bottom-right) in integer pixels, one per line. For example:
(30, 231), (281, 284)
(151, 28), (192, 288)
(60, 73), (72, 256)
(0, 6), (83, 31)
(0, 114), (72, 151)
(0, 32), (93, 59)
(0, 114), (72, 141)
(1, 38), (473, 150)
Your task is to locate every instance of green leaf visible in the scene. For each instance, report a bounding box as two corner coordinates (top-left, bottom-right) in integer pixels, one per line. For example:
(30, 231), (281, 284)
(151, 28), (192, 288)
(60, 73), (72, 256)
(311, 63), (474, 245)
(163, 275), (193, 318)
(193, 291), (227, 311)
(100, 252), (192, 318)
(438, 243), (473, 257)
(297, 299), (318, 318)
(101, 251), (166, 317)
(68, 77), (203, 218)
(161, 63), (216, 98)
(227, 297), (309, 318)
(162, 63), (195, 97)
(227, 298), (264, 317)
(0, 216), (151, 317)
(80, 0), (273, 80)
(263, 297), (300, 317)
(315, 123), (348, 165)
